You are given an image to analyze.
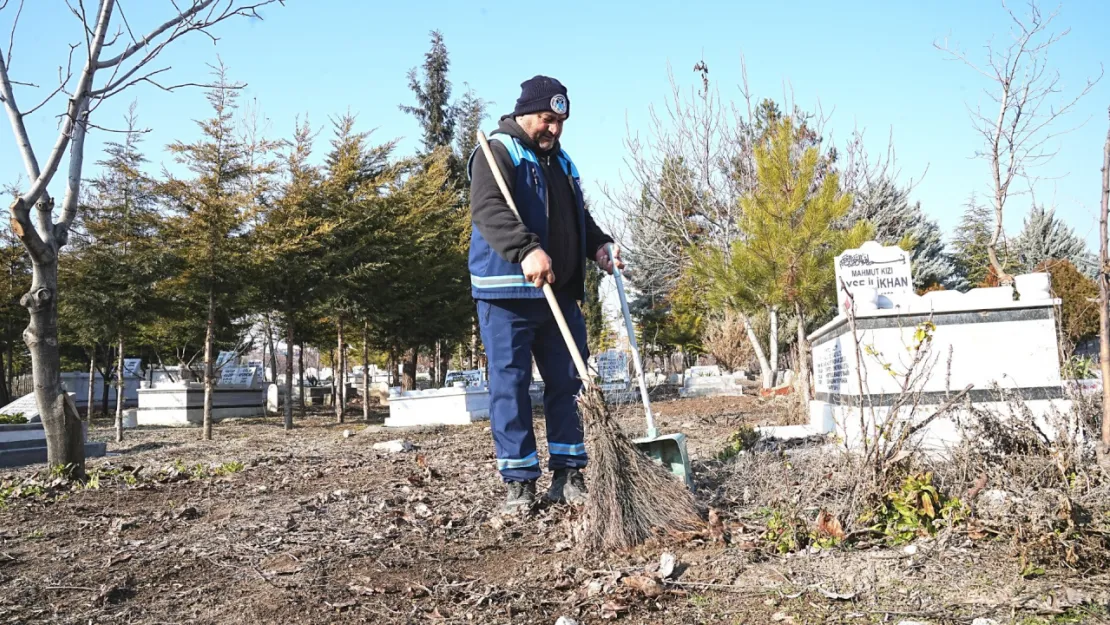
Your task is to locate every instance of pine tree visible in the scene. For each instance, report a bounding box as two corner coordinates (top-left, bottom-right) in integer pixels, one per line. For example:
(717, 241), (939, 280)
(850, 178), (962, 290)
(583, 263), (606, 354)
(253, 117), (333, 430)
(320, 114), (398, 418)
(160, 66), (270, 440)
(400, 30), (456, 155)
(398, 31), (470, 387)
(454, 86), (489, 368)
(952, 197), (1010, 288)
(696, 117), (871, 397)
(60, 105), (167, 442)
(1012, 205), (1096, 276)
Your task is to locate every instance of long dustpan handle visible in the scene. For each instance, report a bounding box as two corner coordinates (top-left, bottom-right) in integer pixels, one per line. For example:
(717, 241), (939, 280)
(476, 131), (591, 383)
(608, 243), (657, 438)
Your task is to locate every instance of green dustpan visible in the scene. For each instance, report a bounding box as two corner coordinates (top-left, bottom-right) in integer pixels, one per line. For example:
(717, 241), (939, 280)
(608, 244), (694, 490)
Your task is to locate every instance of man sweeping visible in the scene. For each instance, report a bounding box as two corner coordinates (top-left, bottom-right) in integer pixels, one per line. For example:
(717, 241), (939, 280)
(468, 75), (623, 513)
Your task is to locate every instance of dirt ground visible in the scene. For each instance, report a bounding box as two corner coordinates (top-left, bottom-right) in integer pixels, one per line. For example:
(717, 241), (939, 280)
(0, 395), (1107, 624)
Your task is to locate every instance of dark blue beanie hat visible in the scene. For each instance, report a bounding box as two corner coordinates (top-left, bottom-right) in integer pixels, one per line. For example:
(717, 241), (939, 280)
(513, 75), (569, 118)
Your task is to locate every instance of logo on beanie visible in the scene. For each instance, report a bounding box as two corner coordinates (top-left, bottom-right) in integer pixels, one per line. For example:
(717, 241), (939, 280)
(550, 94), (568, 115)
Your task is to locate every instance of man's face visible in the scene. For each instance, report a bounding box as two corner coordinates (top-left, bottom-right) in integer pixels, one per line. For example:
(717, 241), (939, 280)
(517, 111), (566, 150)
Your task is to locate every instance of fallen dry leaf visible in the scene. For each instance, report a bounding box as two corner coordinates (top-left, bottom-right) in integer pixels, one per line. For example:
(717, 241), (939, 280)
(261, 553), (302, 575)
(621, 575), (663, 598)
(600, 600), (628, 620)
(815, 509), (845, 540)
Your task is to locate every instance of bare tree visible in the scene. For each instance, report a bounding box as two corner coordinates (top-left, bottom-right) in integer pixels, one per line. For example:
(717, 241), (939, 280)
(0, 0), (283, 476)
(936, 0), (1102, 285)
(1098, 108), (1110, 459)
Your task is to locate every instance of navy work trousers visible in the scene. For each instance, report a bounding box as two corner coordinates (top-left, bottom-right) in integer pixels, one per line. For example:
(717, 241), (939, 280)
(477, 292), (589, 482)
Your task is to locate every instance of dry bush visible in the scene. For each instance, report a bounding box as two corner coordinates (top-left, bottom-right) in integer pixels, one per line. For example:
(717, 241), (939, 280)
(937, 392), (1110, 572)
(702, 312), (754, 373)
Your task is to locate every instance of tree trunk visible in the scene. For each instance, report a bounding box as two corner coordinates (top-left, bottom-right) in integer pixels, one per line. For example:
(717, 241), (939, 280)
(114, 336), (125, 443)
(100, 345), (111, 417)
(439, 344), (450, 388)
(297, 341), (305, 417)
(284, 313), (294, 431)
(264, 313), (278, 384)
(741, 313), (774, 388)
(86, 348), (96, 421)
(470, 320), (478, 369)
(202, 289), (216, 441)
(769, 306), (780, 383)
(794, 301), (812, 404)
(402, 348), (417, 391)
(6, 335), (14, 404)
(1098, 109), (1110, 457)
(335, 318), (345, 423)
(362, 322), (371, 422)
(435, 340), (442, 387)
(0, 349), (9, 406)
(24, 257), (85, 476)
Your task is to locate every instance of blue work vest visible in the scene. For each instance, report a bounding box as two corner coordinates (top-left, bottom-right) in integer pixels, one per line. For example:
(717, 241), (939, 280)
(466, 132), (587, 300)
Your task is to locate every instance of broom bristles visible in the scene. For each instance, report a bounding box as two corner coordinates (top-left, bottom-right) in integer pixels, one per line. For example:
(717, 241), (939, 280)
(579, 384), (704, 550)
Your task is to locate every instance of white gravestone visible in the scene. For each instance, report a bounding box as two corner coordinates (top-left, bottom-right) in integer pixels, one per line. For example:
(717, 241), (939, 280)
(219, 366), (241, 386)
(835, 241), (913, 312)
(597, 350), (630, 392)
(680, 365), (742, 398)
(266, 383), (280, 413)
(0, 394), (42, 423)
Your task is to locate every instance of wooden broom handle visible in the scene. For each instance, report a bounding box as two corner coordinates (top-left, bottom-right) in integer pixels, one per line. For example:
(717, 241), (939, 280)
(476, 131), (591, 382)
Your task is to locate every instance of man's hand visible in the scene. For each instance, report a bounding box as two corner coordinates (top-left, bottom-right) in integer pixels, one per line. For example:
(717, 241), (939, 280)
(522, 248), (555, 288)
(595, 244), (626, 275)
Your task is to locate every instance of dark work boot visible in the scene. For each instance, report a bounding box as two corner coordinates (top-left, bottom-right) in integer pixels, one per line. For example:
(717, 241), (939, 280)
(547, 468), (588, 504)
(501, 479), (537, 514)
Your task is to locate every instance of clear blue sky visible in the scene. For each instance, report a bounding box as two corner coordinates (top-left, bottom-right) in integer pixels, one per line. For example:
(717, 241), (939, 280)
(7, 0), (1110, 248)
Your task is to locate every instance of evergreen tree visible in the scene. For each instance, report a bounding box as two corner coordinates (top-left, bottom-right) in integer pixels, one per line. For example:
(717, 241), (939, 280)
(59, 106), (167, 441)
(253, 117), (333, 429)
(696, 117), (871, 398)
(400, 30), (456, 155)
(454, 85), (489, 184)
(159, 66), (270, 440)
(850, 178), (962, 290)
(1013, 205), (1096, 276)
(398, 30), (470, 386)
(0, 223), (29, 406)
(454, 86), (489, 367)
(583, 263), (606, 354)
(951, 197), (1010, 288)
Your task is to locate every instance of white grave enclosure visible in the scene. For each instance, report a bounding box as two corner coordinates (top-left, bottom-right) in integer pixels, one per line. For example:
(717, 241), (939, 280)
(0, 394), (107, 467)
(384, 386), (490, 427)
(136, 364), (264, 426)
(679, 365), (743, 398)
(761, 241), (1070, 450)
(60, 370), (142, 410)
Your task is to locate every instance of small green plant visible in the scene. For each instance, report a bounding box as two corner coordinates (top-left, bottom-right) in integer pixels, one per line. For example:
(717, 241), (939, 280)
(0, 412), (27, 425)
(1062, 355), (1096, 380)
(761, 507), (809, 554)
(716, 425), (761, 461)
(1020, 561), (1046, 579)
(213, 461), (244, 476)
(26, 529), (43, 539)
(860, 472), (964, 544)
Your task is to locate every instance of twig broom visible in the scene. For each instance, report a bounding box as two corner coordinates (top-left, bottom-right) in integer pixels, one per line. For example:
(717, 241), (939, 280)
(476, 131), (703, 549)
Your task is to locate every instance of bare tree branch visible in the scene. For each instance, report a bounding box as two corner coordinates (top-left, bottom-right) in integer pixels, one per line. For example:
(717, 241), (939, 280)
(935, 0), (1102, 284)
(55, 97), (89, 244)
(5, 0), (24, 69)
